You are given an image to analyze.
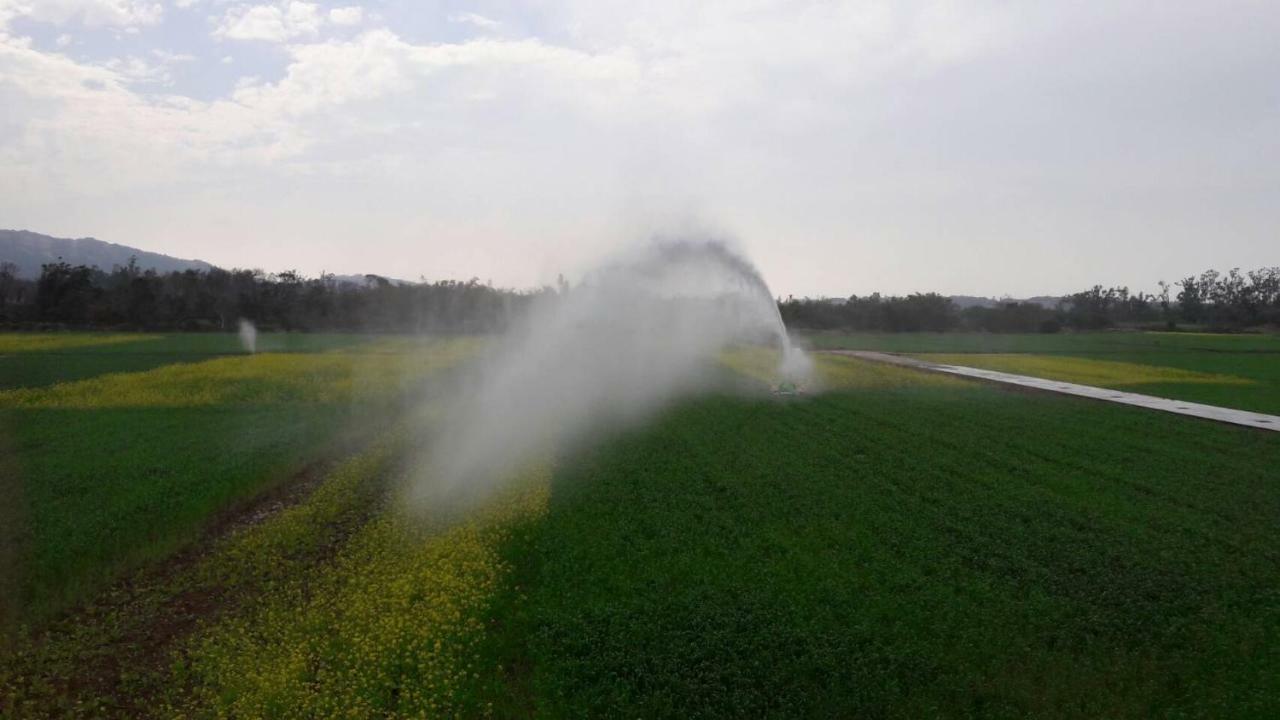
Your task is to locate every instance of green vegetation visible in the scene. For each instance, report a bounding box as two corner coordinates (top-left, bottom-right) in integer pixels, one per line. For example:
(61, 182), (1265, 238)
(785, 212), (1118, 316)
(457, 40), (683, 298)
(1, 334), (476, 627)
(0, 332), (375, 390)
(807, 331), (1280, 414)
(502, 357), (1280, 717)
(803, 329), (1280, 354)
(0, 333), (157, 354)
(2, 438), (402, 717)
(173, 472), (550, 718)
(4, 335), (1278, 718)
(12, 404), (348, 623)
(779, 267), (1280, 332)
(1, 255), (544, 334)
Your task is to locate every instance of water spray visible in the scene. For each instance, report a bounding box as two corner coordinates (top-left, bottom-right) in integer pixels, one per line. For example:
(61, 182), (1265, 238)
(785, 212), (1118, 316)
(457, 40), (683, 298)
(238, 319), (257, 354)
(409, 238), (810, 505)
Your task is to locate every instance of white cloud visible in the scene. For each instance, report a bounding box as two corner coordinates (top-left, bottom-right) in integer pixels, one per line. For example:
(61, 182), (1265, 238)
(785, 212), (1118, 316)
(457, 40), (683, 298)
(0, 35), (243, 201)
(104, 54), (169, 83)
(327, 5), (361, 26)
(2, 2), (1278, 294)
(0, 4), (1031, 284)
(2, 3), (1020, 185)
(227, 30), (639, 122)
(215, 1), (322, 42)
(151, 48), (196, 63)
(55, 33), (72, 47)
(449, 12), (499, 31)
(0, 0), (162, 29)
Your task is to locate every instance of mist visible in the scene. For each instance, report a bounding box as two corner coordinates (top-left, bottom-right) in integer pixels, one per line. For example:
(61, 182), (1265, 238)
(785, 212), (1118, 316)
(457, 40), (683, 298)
(407, 238), (810, 505)
(238, 319), (257, 354)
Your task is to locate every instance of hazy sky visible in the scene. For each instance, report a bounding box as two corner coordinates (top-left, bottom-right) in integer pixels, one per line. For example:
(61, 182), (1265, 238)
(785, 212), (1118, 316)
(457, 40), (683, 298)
(1, 1), (1276, 297)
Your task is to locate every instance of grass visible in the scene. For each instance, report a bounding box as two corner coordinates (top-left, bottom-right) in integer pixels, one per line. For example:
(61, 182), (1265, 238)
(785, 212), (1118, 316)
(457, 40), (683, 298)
(499, 357), (1280, 718)
(0, 334), (478, 628)
(805, 330), (1280, 414)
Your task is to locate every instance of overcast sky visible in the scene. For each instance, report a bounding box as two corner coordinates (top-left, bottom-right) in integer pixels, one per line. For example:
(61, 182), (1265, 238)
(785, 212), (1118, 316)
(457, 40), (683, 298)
(1, 1), (1276, 297)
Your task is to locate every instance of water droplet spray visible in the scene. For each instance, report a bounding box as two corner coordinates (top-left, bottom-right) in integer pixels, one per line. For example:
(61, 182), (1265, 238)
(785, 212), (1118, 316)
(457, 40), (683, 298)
(409, 237), (809, 504)
(238, 319), (257, 354)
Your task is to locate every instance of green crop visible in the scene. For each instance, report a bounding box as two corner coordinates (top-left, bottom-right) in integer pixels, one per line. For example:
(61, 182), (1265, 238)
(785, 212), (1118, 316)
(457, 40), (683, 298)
(499, 379), (1280, 718)
(1, 438), (402, 717)
(920, 353), (1253, 388)
(1, 334), (478, 628)
(174, 470), (550, 718)
(4, 335), (1278, 718)
(0, 333), (158, 354)
(805, 331), (1280, 414)
(0, 332), (387, 391)
(802, 330), (1280, 354)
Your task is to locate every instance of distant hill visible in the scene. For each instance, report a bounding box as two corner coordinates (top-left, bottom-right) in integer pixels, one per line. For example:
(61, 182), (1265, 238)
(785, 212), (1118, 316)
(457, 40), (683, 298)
(0, 229), (214, 279)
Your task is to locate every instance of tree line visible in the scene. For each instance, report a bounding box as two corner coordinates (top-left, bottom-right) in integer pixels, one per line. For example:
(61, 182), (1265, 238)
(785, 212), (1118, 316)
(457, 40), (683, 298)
(2, 259), (1277, 334)
(779, 267), (1280, 333)
(0, 259), (552, 333)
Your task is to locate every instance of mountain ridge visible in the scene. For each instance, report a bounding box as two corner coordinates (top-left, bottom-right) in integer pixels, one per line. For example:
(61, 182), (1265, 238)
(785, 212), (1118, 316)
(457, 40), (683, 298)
(0, 229), (214, 279)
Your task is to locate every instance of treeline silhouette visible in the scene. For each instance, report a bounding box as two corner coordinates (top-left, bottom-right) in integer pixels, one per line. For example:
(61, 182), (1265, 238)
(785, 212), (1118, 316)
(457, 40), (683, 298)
(0, 259), (551, 332)
(2, 260), (1277, 333)
(781, 267), (1280, 333)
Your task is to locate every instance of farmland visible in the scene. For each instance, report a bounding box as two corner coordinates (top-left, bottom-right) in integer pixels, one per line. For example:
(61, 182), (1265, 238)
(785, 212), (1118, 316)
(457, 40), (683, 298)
(0, 333), (477, 627)
(805, 331), (1280, 414)
(3, 333), (1279, 718)
(0, 333), (378, 391)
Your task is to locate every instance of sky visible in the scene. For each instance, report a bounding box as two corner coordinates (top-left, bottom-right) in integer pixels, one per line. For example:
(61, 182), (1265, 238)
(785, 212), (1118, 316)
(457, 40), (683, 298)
(0, 1), (1276, 298)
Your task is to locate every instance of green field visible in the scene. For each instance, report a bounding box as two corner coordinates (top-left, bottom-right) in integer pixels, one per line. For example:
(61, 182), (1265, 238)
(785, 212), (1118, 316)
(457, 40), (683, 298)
(802, 330), (1280, 354)
(509, 372), (1280, 718)
(0, 333), (476, 626)
(0, 333), (377, 391)
(805, 331), (1280, 415)
(3, 334), (1279, 718)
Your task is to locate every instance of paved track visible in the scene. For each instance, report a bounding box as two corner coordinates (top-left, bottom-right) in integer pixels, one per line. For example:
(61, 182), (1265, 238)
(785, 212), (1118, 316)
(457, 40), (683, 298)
(826, 350), (1280, 433)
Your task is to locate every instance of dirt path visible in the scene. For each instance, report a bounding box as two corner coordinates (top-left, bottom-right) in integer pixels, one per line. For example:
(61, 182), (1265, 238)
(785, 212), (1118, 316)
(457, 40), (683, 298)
(826, 350), (1280, 432)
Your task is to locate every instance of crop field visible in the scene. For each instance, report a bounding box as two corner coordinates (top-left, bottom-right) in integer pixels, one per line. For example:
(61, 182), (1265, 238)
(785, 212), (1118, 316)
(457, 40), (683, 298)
(0, 333), (478, 627)
(806, 331), (1280, 414)
(3, 334), (1279, 718)
(0, 333), (378, 391)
